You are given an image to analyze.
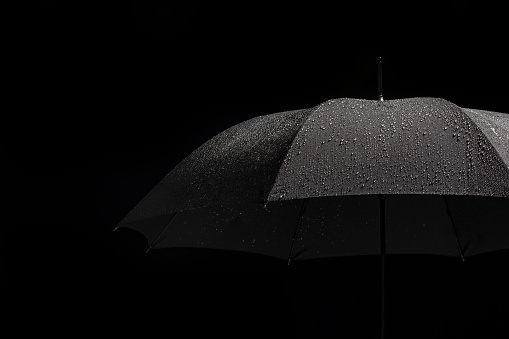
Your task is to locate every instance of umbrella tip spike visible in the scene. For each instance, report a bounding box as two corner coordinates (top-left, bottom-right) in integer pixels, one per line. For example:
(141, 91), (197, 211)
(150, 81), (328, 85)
(113, 226), (119, 232)
(146, 246), (152, 254)
(378, 56), (384, 102)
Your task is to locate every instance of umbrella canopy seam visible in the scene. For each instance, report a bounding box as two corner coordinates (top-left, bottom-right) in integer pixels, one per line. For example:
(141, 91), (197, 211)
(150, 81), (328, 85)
(287, 199), (308, 265)
(266, 100), (333, 201)
(146, 212), (177, 253)
(462, 108), (509, 191)
(442, 196), (465, 260)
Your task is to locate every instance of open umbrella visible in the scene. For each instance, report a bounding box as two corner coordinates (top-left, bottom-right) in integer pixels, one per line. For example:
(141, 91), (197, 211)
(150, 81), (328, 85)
(115, 59), (509, 337)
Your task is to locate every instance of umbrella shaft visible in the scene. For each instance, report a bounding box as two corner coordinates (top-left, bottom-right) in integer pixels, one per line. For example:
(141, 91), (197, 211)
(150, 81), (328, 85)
(381, 250), (385, 339)
(379, 194), (386, 339)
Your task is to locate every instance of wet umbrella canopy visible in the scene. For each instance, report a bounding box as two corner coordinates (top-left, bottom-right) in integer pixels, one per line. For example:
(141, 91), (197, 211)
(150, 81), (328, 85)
(117, 97), (509, 261)
(115, 92), (509, 338)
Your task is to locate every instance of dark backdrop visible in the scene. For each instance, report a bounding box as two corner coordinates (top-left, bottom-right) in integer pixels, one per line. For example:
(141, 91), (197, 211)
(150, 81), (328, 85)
(3, 2), (509, 338)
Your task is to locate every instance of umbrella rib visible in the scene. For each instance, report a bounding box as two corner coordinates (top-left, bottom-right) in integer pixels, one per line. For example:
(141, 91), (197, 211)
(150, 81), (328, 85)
(442, 196), (465, 261)
(287, 199), (307, 265)
(461, 108), (509, 195)
(265, 104), (322, 202)
(146, 212), (178, 253)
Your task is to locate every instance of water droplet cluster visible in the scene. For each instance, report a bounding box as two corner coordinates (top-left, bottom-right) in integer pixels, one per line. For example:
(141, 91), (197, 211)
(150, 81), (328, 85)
(269, 97), (509, 200)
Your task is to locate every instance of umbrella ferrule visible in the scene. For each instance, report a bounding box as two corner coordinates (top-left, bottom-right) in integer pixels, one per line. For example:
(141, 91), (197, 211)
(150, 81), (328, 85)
(378, 56), (384, 101)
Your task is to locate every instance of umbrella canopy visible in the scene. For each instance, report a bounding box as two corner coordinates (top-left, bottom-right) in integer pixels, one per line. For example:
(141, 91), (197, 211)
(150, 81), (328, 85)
(116, 97), (509, 261)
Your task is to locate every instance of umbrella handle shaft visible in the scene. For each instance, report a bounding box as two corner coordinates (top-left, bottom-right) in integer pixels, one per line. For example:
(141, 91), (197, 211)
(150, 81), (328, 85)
(379, 194), (386, 339)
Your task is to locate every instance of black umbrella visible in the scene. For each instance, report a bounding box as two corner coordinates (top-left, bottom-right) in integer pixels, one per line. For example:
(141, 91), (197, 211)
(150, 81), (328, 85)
(115, 60), (509, 337)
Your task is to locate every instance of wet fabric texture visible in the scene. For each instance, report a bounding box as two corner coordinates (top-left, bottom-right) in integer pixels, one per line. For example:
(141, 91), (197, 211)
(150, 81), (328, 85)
(118, 98), (509, 261)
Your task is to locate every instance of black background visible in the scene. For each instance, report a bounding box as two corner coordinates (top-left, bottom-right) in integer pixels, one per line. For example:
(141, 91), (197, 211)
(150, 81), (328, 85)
(3, 1), (509, 338)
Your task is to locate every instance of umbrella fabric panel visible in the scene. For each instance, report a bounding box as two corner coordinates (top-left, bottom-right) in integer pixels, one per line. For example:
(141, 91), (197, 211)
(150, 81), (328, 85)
(462, 108), (509, 172)
(444, 195), (509, 257)
(150, 201), (304, 260)
(268, 97), (509, 200)
(290, 195), (380, 261)
(384, 195), (462, 256)
(118, 107), (314, 225)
